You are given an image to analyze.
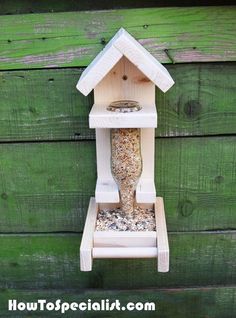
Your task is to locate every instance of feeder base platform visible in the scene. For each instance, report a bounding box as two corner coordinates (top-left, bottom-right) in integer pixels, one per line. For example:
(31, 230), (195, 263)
(80, 197), (169, 272)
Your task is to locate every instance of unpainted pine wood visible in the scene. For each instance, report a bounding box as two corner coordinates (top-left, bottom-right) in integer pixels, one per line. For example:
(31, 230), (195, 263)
(136, 128), (156, 203)
(94, 231), (157, 247)
(93, 247), (158, 258)
(77, 29), (174, 96)
(113, 29), (174, 92)
(93, 57), (156, 203)
(0, 64), (235, 142)
(80, 197), (98, 271)
(77, 43), (122, 96)
(90, 104), (157, 128)
(0, 136), (235, 233)
(91, 58), (157, 128)
(92, 200), (170, 264)
(0, 232), (235, 289)
(0, 7), (235, 69)
(95, 128), (120, 203)
(155, 197), (169, 272)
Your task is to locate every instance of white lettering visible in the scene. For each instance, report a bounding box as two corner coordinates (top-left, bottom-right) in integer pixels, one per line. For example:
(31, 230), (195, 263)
(61, 302), (70, 314)
(8, 300), (17, 311)
(91, 302), (100, 311)
(26, 302), (38, 311)
(87, 299), (92, 311)
(46, 302), (55, 311)
(17, 302), (26, 311)
(144, 302), (155, 311)
(7, 298), (156, 313)
(70, 302), (78, 311)
(109, 302), (116, 311)
(135, 302), (143, 311)
(115, 300), (121, 310)
(38, 299), (46, 310)
(127, 302), (135, 311)
(54, 299), (61, 311)
(78, 302), (87, 311)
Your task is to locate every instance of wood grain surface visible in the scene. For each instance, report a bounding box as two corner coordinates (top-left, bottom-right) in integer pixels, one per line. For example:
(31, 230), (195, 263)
(0, 7), (235, 70)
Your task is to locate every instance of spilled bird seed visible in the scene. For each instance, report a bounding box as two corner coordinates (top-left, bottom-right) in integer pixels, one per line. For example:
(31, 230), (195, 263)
(96, 206), (156, 231)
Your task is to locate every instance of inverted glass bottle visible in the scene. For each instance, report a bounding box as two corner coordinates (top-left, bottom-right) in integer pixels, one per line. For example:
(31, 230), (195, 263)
(108, 100), (142, 217)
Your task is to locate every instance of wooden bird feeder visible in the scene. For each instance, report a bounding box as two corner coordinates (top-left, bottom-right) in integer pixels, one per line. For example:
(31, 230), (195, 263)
(76, 28), (174, 272)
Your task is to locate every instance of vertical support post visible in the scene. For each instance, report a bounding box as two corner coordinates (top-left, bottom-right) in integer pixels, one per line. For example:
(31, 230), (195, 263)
(80, 198), (98, 271)
(136, 128), (156, 203)
(155, 197), (169, 272)
(95, 128), (120, 203)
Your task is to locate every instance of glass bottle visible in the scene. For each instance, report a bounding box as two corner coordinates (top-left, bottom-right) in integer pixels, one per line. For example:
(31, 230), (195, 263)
(108, 100), (142, 217)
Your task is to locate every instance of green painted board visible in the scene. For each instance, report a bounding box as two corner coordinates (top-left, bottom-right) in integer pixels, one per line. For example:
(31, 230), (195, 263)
(1, 0), (234, 15)
(0, 7), (235, 69)
(0, 287), (235, 317)
(156, 63), (236, 137)
(0, 63), (235, 142)
(0, 68), (93, 141)
(0, 232), (235, 289)
(0, 136), (235, 233)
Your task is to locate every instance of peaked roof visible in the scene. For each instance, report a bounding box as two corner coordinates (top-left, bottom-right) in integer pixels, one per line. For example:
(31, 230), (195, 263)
(76, 28), (174, 96)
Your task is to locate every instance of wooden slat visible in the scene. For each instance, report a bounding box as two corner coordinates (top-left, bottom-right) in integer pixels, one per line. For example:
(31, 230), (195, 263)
(93, 247), (158, 258)
(94, 231), (157, 247)
(1, 1), (234, 15)
(1, 286), (235, 317)
(155, 197), (169, 272)
(80, 197), (98, 271)
(0, 7), (235, 70)
(0, 136), (235, 233)
(155, 136), (236, 232)
(0, 232), (235, 289)
(0, 68), (93, 141)
(0, 63), (235, 142)
(0, 141), (96, 233)
(156, 63), (236, 137)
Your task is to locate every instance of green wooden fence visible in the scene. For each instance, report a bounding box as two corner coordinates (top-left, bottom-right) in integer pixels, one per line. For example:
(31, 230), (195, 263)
(0, 2), (235, 317)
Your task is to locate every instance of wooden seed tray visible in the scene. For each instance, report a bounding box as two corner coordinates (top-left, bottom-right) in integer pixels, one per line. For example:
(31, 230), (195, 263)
(80, 197), (169, 272)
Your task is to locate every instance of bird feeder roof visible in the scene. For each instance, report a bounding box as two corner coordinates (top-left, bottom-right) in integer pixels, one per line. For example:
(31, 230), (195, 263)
(76, 28), (174, 96)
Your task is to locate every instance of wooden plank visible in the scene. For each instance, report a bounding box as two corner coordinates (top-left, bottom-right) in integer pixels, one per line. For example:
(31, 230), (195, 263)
(77, 28), (174, 95)
(155, 136), (236, 232)
(95, 128), (119, 203)
(113, 29), (174, 92)
(0, 7), (235, 70)
(0, 68), (93, 141)
(89, 103), (157, 128)
(0, 64), (235, 142)
(94, 231), (157, 247)
(0, 232), (235, 289)
(77, 42), (122, 96)
(136, 129), (156, 203)
(0, 136), (235, 233)
(155, 197), (169, 272)
(1, 1), (234, 15)
(80, 197), (98, 271)
(93, 247), (158, 258)
(0, 286), (235, 317)
(0, 141), (96, 233)
(156, 63), (236, 137)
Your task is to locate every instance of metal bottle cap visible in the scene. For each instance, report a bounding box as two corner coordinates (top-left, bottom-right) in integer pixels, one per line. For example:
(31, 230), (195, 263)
(107, 100), (142, 113)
